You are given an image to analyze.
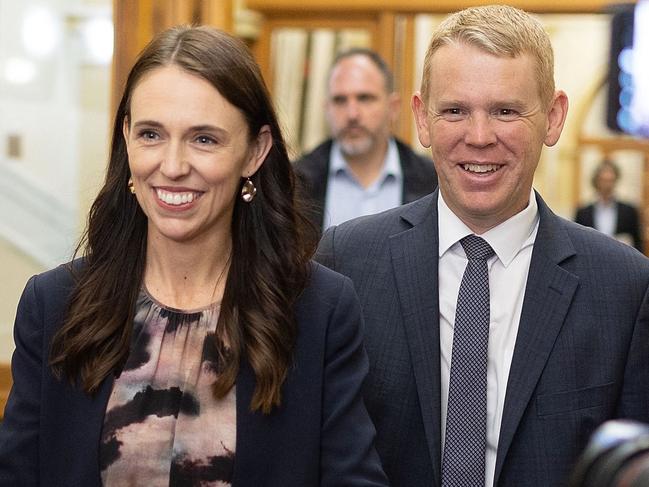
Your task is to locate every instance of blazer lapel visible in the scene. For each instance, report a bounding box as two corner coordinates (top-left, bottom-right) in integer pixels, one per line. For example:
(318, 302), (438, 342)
(232, 360), (255, 485)
(494, 194), (579, 484)
(52, 374), (112, 485)
(388, 192), (442, 485)
(88, 378), (113, 482)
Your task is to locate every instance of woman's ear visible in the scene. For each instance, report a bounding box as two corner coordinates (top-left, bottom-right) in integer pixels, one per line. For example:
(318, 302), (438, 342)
(243, 125), (272, 177)
(122, 116), (130, 148)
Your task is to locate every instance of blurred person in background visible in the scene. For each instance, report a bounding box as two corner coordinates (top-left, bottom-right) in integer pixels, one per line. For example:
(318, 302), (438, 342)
(294, 47), (437, 233)
(0, 26), (388, 487)
(575, 159), (643, 252)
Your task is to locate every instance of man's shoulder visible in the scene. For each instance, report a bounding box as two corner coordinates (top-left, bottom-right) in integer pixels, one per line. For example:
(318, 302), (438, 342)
(395, 138), (428, 160)
(617, 200), (640, 213)
(293, 140), (333, 173)
(394, 138), (432, 166)
(573, 203), (594, 224)
(394, 138), (438, 196)
(575, 202), (595, 213)
(321, 193), (435, 248)
(560, 216), (648, 267)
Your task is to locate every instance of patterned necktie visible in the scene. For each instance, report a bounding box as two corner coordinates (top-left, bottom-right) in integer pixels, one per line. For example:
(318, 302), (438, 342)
(442, 235), (495, 487)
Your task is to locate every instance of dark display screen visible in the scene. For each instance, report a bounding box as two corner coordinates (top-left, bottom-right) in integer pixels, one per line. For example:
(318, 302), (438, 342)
(607, 1), (649, 138)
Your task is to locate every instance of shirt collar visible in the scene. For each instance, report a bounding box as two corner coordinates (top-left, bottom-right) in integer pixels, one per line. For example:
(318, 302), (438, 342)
(595, 199), (617, 210)
(438, 188), (539, 267)
(330, 138), (402, 182)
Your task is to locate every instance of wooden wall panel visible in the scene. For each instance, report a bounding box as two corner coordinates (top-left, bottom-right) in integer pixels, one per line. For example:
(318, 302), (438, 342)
(112, 0), (234, 114)
(248, 8), (406, 144)
(200, 0), (234, 31)
(247, 0), (634, 14)
(0, 363), (11, 419)
(252, 15), (378, 93)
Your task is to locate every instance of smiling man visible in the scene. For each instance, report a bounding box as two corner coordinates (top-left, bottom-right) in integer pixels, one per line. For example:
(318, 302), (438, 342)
(316, 5), (649, 487)
(294, 48), (437, 232)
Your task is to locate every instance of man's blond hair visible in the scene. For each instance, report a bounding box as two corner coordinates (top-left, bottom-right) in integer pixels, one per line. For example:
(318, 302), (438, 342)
(420, 5), (555, 109)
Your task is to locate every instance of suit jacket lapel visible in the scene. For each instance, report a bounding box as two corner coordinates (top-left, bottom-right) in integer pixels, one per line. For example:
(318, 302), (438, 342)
(389, 192), (442, 485)
(494, 194), (579, 484)
(306, 141), (331, 231)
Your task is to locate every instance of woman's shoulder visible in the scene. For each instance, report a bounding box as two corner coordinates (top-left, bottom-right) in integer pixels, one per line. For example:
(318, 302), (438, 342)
(24, 258), (84, 306)
(302, 261), (355, 302)
(12, 259), (84, 339)
(33, 258), (82, 286)
(291, 262), (363, 366)
(294, 261), (360, 325)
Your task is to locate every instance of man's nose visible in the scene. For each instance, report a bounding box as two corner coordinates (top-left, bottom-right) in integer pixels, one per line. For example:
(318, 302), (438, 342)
(344, 99), (360, 120)
(464, 113), (497, 147)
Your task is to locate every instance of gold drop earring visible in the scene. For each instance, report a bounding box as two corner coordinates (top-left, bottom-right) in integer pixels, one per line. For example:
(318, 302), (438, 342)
(241, 177), (256, 202)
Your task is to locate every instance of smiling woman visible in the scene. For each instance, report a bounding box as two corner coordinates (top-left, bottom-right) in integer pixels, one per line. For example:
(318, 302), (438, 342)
(0, 26), (388, 487)
(123, 64), (271, 260)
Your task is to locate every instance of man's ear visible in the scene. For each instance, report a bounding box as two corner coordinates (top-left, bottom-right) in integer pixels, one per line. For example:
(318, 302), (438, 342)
(243, 125), (272, 177)
(544, 90), (569, 147)
(411, 92), (432, 148)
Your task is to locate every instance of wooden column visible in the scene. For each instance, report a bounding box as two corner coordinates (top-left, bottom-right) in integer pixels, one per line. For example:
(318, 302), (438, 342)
(0, 364), (10, 418)
(200, 0), (234, 32)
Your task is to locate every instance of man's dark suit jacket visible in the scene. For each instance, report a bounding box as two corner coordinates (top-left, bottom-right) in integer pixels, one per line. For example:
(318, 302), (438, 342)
(316, 190), (649, 487)
(575, 200), (643, 252)
(0, 262), (388, 487)
(294, 138), (438, 231)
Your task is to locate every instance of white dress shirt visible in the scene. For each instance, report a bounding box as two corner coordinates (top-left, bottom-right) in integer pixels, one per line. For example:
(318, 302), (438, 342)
(438, 189), (539, 487)
(593, 200), (617, 237)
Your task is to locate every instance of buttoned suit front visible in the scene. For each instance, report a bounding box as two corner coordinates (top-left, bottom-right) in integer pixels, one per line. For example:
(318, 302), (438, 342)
(316, 189), (649, 487)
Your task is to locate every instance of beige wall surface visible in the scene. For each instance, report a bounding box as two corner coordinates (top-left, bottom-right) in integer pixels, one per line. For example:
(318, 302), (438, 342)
(0, 0), (111, 361)
(0, 239), (44, 362)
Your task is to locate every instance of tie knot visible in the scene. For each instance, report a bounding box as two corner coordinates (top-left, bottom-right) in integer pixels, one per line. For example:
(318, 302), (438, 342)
(460, 235), (495, 261)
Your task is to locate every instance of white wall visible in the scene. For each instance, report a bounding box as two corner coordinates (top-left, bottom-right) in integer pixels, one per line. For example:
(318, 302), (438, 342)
(0, 0), (111, 361)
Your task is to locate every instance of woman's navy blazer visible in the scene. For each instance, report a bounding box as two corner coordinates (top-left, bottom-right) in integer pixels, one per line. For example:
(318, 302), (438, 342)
(0, 261), (388, 487)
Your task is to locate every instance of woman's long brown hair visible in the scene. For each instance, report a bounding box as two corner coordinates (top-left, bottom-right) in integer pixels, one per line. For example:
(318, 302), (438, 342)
(49, 26), (317, 413)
